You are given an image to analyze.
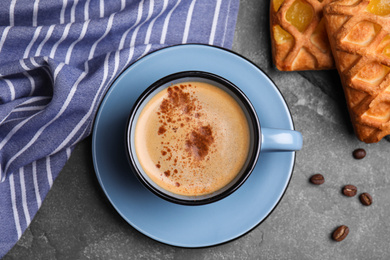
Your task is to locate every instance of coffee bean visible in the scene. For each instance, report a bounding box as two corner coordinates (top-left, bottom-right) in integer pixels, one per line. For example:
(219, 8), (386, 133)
(310, 174), (324, 185)
(332, 225), (349, 242)
(353, 148), (366, 159)
(342, 185), (357, 197)
(359, 192), (372, 206)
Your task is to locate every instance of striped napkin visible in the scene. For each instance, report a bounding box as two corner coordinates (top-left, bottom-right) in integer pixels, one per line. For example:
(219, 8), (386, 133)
(0, 0), (239, 257)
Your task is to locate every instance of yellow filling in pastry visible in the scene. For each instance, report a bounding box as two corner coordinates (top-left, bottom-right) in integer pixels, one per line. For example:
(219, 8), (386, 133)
(273, 25), (293, 44)
(382, 35), (390, 58)
(273, 0), (285, 12)
(286, 0), (314, 32)
(366, 0), (390, 16)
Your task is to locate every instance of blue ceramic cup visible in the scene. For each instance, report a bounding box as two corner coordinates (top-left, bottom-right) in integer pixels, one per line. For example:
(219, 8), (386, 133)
(126, 71), (302, 205)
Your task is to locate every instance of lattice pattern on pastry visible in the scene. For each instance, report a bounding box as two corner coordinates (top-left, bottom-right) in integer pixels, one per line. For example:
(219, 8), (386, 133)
(324, 0), (390, 142)
(270, 0), (335, 71)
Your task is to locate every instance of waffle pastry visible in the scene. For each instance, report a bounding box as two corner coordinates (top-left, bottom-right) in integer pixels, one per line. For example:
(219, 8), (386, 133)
(324, 0), (390, 143)
(270, 0), (335, 71)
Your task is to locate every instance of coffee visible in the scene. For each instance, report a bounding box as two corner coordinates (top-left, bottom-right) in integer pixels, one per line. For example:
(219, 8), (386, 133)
(353, 148), (366, 159)
(359, 192), (372, 206)
(134, 81), (251, 196)
(310, 174), (325, 185)
(342, 185), (357, 197)
(332, 225), (349, 242)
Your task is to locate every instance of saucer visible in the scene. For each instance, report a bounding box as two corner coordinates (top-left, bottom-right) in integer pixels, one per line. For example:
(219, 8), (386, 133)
(92, 44), (296, 247)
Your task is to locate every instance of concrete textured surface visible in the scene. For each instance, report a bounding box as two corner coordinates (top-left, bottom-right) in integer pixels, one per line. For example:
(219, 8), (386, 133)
(4, 0), (390, 259)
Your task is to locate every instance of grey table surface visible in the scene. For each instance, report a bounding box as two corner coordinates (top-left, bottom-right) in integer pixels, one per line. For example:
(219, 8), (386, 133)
(5, 0), (390, 259)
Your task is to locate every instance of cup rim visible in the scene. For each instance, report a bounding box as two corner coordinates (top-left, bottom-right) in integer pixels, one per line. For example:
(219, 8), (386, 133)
(125, 71), (261, 205)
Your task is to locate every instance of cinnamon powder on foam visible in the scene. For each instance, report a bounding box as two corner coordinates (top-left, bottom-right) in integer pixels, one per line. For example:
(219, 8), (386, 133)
(135, 81), (251, 196)
(156, 84), (216, 189)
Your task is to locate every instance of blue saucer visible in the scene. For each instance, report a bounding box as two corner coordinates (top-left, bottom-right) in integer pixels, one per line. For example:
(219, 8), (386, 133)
(92, 44), (296, 247)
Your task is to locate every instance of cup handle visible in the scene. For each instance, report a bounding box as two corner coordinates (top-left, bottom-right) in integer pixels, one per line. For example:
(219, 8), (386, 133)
(261, 128), (303, 152)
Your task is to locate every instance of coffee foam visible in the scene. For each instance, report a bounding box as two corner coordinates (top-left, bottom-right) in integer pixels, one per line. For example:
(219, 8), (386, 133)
(135, 81), (250, 196)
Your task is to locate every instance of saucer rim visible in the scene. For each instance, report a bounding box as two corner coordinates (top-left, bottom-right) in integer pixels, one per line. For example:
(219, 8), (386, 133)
(91, 43), (297, 248)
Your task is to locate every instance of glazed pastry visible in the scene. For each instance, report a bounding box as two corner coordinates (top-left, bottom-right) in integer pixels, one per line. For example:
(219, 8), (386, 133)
(270, 0), (335, 71)
(324, 0), (390, 143)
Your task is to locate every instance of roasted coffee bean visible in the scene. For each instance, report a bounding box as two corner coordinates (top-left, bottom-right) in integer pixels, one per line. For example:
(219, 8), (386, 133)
(353, 148), (366, 159)
(332, 225), (349, 242)
(359, 192), (372, 206)
(310, 174), (324, 185)
(342, 185), (357, 197)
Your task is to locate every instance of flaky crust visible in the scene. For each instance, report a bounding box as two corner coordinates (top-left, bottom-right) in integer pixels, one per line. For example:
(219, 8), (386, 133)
(324, 0), (390, 143)
(270, 0), (335, 71)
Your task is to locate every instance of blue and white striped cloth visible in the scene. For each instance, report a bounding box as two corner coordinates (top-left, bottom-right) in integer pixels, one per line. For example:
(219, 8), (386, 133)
(0, 0), (239, 257)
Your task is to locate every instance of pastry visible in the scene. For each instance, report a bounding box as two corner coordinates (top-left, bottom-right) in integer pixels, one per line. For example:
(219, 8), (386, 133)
(324, 0), (390, 143)
(270, 0), (335, 71)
